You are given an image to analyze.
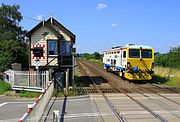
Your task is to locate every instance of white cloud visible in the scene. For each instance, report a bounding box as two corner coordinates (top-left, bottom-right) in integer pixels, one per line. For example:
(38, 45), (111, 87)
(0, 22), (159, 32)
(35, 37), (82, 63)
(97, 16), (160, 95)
(112, 22), (118, 27)
(36, 15), (44, 21)
(97, 3), (107, 10)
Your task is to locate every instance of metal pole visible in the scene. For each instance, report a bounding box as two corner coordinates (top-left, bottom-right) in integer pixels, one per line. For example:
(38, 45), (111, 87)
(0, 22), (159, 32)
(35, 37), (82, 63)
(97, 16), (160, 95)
(72, 53), (75, 86)
(65, 69), (69, 95)
(37, 66), (41, 87)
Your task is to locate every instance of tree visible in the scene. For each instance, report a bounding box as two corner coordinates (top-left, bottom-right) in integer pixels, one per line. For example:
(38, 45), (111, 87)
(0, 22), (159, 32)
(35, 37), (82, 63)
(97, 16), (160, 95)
(0, 4), (23, 41)
(0, 40), (29, 72)
(0, 4), (28, 73)
(93, 52), (101, 59)
(155, 46), (180, 68)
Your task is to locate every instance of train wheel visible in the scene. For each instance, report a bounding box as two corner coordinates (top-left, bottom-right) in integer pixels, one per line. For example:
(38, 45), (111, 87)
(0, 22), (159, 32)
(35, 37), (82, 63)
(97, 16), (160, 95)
(106, 67), (109, 72)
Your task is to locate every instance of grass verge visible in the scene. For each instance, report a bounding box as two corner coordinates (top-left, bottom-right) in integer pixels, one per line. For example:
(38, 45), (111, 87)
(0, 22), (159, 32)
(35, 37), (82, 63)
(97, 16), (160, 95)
(88, 59), (103, 65)
(152, 67), (180, 87)
(0, 80), (11, 95)
(19, 91), (41, 98)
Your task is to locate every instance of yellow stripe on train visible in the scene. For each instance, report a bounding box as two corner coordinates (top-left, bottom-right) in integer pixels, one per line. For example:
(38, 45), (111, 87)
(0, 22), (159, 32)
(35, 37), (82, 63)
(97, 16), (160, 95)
(124, 72), (152, 80)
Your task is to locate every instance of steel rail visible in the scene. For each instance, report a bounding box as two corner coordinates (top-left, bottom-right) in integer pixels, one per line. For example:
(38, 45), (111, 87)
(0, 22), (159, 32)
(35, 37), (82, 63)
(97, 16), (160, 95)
(81, 59), (168, 122)
(87, 59), (180, 106)
(78, 60), (127, 122)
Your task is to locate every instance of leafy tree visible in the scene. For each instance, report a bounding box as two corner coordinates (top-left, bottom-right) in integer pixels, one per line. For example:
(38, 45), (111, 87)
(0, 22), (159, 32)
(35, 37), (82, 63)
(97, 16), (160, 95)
(0, 40), (28, 71)
(81, 53), (93, 59)
(0, 4), (23, 41)
(155, 46), (180, 68)
(0, 4), (28, 74)
(93, 52), (101, 59)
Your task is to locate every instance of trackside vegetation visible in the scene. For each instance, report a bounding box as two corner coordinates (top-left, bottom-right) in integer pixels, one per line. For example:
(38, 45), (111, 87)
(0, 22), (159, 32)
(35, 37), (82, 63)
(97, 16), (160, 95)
(153, 46), (180, 87)
(79, 46), (180, 87)
(0, 4), (28, 75)
(0, 80), (11, 94)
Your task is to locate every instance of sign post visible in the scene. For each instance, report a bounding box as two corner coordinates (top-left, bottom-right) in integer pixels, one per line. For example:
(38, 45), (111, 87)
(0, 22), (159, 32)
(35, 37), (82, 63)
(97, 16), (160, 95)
(71, 48), (76, 87)
(35, 59), (41, 87)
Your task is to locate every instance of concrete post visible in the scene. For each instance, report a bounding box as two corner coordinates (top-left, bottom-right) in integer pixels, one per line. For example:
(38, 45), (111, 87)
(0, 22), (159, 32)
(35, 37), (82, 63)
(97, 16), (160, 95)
(53, 110), (59, 122)
(65, 69), (69, 95)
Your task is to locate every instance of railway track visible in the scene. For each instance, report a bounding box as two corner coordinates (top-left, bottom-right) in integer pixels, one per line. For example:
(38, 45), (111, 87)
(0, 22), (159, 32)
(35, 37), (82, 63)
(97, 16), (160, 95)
(77, 59), (180, 122)
(87, 59), (180, 93)
(78, 59), (127, 122)
(83, 59), (180, 106)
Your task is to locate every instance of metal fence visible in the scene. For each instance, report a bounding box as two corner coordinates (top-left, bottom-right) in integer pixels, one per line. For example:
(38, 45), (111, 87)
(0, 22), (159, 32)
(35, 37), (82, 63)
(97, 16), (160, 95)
(5, 70), (50, 92)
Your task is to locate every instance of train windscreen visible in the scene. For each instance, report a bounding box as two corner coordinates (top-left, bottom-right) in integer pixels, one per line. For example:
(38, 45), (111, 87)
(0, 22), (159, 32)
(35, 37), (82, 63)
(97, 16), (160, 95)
(129, 49), (140, 58)
(142, 49), (152, 58)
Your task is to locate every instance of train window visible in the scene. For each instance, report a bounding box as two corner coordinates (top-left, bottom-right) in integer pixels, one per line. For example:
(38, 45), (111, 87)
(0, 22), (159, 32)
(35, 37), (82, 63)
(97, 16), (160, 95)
(123, 51), (126, 58)
(142, 49), (152, 58)
(129, 49), (140, 58)
(117, 51), (120, 53)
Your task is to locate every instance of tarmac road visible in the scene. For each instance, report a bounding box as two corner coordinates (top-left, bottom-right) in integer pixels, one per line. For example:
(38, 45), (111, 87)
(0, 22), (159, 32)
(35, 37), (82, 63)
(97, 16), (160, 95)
(0, 95), (33, 122)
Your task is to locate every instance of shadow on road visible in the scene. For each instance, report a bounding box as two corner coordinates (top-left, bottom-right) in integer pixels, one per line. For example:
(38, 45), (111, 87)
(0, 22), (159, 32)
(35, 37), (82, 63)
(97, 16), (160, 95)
(60, 96), (67, 122)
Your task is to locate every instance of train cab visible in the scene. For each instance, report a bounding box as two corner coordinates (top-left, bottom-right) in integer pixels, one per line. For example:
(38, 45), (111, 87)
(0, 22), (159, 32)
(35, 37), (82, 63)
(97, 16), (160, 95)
(103, 44), (154, 80)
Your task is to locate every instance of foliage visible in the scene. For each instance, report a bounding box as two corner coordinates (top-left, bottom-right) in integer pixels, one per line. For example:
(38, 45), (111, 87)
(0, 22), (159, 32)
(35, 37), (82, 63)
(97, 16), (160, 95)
(0, 4), (25, 41)
(155, 46), (180, 68)
(0, 4), (28, 73)
(80, 52), (103, 60)
(152, 67), (180, 87)
(0, 80), (11, 94)
(19, 91), (41, 98)
(93, 52), (101, 59)
(0, 40), (29, 72)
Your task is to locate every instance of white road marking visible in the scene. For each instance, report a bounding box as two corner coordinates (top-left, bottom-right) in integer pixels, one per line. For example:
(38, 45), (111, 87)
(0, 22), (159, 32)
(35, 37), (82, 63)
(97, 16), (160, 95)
(49, 98), (91, 103)
(7, 101), (33, 104)
(0, 102), (7, 107)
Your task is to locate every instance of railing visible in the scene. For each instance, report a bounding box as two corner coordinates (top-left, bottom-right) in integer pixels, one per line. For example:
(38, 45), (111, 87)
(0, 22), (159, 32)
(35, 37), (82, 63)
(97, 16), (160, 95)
(6, 70), (50, 92)
(19, 80), (54, 122)
(45, 55), (73, 67)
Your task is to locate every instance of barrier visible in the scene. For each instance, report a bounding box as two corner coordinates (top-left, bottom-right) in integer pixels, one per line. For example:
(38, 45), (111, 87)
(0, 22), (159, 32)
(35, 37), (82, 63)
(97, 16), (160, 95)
(19, 80), (54, 122)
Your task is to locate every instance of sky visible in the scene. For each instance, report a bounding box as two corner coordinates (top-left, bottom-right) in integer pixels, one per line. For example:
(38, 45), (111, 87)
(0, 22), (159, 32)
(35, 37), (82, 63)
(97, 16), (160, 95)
(1, 0), (180, 53)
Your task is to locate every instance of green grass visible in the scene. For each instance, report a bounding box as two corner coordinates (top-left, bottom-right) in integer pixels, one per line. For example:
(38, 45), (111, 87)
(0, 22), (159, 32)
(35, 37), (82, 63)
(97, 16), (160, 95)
(19, 91), (41, 98)
(53, 89), (78, 97)
(152, 67), (180, 87)
(0, 80), (11, 94)
(88, 59), (103, 65)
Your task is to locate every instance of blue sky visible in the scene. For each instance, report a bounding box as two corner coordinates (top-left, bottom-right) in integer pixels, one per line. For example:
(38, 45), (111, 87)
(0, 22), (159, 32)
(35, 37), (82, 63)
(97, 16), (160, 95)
(1, 0), (180, 53)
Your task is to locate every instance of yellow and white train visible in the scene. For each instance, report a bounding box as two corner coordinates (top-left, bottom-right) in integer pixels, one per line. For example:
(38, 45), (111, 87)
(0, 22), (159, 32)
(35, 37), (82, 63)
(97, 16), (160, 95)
(103, 44), (154, 80)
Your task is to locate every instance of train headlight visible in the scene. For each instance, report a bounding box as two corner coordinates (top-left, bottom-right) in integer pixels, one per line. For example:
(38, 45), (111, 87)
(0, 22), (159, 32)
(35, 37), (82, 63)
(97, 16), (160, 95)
(133, 66), (139, 73)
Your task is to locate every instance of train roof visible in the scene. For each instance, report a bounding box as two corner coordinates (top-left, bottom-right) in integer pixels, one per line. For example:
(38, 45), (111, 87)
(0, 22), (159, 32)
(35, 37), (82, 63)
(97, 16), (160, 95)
(124, 44), (153, 49)
(104, 44), (153, 52)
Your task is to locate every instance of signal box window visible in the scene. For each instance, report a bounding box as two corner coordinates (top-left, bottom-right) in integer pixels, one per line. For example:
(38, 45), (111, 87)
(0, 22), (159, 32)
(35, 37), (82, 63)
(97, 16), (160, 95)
(142, 49), (152, 58)
(48, 40), (58, 55)
(129, 49), (140, 58)
(123, 51), (126, 58)
(60, 41), (71, 55)
(31, 47), (43, 58)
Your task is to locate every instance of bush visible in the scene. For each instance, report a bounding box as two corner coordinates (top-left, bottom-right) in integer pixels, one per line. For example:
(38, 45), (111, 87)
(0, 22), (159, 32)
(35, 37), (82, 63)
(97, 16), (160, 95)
(0, 80), (11, 94)
(155, 46), (180, 69)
